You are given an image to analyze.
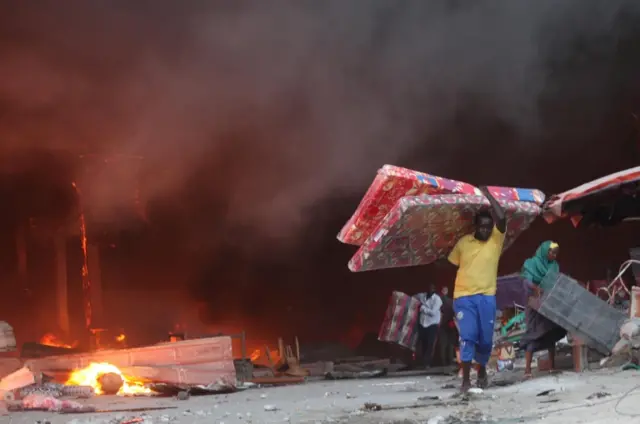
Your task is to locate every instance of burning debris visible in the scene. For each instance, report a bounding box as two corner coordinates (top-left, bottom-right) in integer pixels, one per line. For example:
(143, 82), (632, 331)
(40, 333), (78, 349)
(66, 362), (151, 396)
(0, 335), (245, 416)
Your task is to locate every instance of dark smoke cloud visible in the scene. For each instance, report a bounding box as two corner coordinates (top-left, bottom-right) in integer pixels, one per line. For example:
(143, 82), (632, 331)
(0, 0), (638, 247)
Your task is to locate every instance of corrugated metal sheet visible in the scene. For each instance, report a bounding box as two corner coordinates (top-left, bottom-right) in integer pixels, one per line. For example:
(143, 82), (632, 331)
(538, 272), (626, 354)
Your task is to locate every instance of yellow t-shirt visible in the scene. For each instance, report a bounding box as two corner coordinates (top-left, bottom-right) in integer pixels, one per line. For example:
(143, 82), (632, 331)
(447, 226), (506, 299)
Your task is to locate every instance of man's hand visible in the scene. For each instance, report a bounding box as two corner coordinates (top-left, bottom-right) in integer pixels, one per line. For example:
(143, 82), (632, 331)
(478, 185), (506, 233)
(478, 186), (491, 196)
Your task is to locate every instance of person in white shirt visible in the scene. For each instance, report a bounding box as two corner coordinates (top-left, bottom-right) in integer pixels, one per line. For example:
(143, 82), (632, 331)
(415, 284), (443, 368)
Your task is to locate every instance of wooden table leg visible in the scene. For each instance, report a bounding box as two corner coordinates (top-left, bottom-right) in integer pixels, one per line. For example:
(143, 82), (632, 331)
(572, 335), (588, 372)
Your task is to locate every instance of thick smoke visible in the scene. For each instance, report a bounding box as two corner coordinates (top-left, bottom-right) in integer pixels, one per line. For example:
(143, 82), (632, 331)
(0, 0), (637, 245)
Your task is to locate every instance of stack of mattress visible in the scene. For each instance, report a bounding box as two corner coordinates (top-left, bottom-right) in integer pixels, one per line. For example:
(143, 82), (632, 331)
(339, 165), (545, 272)
(378, 291), (421, 352)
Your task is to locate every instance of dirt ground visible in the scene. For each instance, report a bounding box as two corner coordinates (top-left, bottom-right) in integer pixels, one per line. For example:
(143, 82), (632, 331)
(4, 369), (640, 424)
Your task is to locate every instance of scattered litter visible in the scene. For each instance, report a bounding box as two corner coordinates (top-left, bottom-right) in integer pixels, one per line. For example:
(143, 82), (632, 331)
(397, 385), (422, 393)
(372, 381), (418, 387)
(467, 388), (483, 395)
(539, 399), (560, 404)
(176, 391), (189, 401)
(418, 395), (441, 401)
(427, 417), (445, 424)
(345, 392), (356, 399)
(587, 391), (611, 400)
(239, 382), (257, 389)
(264, 404), (279, 411)
(497, 359), (514, 372)
(362, 402), (382, 411)
(7, 394), (93, 413)
(447, 408), (489, 423)
(121, 419), (144, 424)
(260, 393), (268, 399)
(536, 389), (555, 397)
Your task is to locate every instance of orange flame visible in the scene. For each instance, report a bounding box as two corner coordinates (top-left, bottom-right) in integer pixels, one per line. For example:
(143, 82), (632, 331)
(249, 348), (281, 364)
(40, 333), (78, 349)
(250, 349), (260, 361)
(66, 362), (151, 396)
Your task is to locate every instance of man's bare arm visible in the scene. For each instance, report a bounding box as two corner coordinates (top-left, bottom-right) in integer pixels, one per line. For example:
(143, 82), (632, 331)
(479, 186), (506, 233)
(435, 257), (458, 270)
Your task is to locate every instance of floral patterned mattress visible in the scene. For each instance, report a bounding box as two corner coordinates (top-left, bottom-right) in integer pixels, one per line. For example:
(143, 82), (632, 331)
(348, 194), (541, 272)
(338, 165), (545, 246)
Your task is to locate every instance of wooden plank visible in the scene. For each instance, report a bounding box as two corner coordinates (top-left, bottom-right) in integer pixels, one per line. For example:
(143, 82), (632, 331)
(333, 356), (382, 364)
(26, 336), (233, 371)
(120, 365), (236, 386)
(0, 359), (22, 380)
(250, 376), (304, 385)
(21, 342), (81, 359)
(334, 359), (391, 372)
(572, 336), (588, 372)
(300, 361), (334, 377)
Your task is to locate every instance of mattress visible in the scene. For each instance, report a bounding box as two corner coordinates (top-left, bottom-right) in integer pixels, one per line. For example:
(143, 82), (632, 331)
(378, 291), (421, 352)
(349, 194), (541, 272)
(338, 165), (545, 246)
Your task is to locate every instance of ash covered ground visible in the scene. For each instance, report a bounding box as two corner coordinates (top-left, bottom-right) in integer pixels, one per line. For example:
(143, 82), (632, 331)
(6, 369), (640, 424)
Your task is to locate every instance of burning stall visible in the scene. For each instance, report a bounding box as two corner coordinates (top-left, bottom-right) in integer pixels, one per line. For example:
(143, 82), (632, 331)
(534, 166), (640, 371)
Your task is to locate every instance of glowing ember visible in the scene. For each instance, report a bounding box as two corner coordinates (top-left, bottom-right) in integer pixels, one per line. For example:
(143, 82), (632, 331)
(250, 349), (260, 361)
(249, 348), (281, 364)
(66, 362), (151, 396)
(40, 333), (78, 349)
(115, 333), (126, 343)
(72, 182), (92, 329)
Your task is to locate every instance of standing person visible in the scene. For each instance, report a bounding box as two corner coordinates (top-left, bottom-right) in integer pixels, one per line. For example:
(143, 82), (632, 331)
(415, 284), (442, 368)
(444, 187), (506, 392)
(438, 286), (456, 366)
(520, 241), (566, 379)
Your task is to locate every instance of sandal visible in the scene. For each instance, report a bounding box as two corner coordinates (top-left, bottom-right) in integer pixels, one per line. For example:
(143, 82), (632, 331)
(523, 373), (533, 381)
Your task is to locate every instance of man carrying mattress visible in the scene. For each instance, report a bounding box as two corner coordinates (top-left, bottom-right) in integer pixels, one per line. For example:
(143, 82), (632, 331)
(445, 186), (506, 392)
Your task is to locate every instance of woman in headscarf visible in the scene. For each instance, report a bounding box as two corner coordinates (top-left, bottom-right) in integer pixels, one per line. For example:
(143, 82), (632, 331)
(520, 241), (566, 379)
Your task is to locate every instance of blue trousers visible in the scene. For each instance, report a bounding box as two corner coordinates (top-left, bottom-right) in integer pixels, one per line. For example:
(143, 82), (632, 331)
(453, 294), (496, 366)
